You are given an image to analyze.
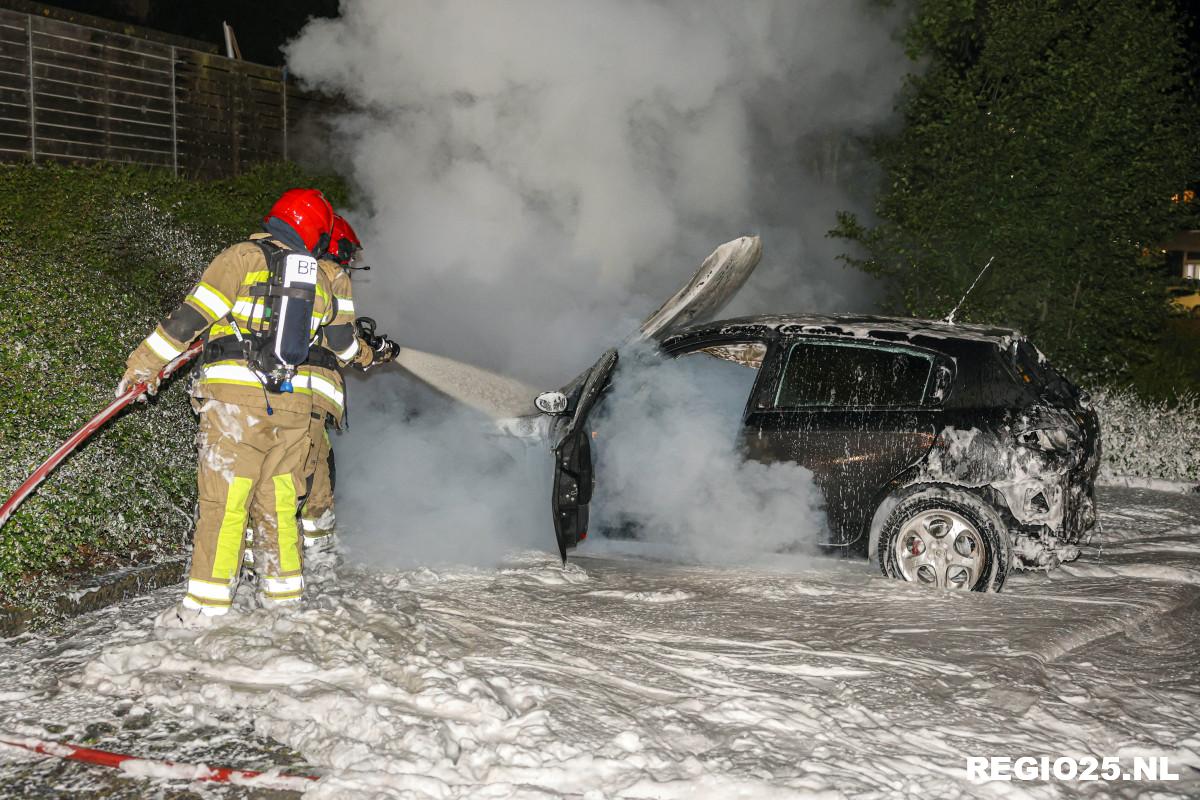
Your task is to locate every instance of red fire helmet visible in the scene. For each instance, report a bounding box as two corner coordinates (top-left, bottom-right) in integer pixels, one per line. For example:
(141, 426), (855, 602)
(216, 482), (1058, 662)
(328, 214), (363, 266)
(264, 188), (335, 254)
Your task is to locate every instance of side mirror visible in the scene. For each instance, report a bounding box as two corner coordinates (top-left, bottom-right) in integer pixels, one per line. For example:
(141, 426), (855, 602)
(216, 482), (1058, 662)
(928, 364), (954, 405)
(535, 391), (569, 415)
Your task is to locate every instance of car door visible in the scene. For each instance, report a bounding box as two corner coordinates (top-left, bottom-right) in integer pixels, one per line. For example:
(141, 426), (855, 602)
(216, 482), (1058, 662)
(542, 237), (763, 561)
(550, 349), (619, 562)
(740, 338), (948, 548)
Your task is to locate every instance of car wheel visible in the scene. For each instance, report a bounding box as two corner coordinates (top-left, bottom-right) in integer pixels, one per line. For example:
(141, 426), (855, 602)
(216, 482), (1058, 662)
(879, 487), (1012, 592)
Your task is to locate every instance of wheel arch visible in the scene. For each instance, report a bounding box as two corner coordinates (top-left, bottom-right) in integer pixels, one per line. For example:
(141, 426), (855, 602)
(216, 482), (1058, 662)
(865, 476), (1013, 566)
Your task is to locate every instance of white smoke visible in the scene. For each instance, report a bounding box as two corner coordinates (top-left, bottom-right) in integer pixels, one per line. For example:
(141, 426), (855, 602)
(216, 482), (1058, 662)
(286, 0), (911, 567)
(592, 348), (827, 561)
(329, 370), (549, 569)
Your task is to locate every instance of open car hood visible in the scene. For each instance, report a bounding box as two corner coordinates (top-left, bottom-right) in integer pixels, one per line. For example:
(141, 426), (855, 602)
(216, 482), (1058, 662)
(635, 235), (762, 342)
(392, 235), (762, 423)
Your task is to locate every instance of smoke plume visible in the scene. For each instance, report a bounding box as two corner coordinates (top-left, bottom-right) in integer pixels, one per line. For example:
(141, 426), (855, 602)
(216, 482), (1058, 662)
(285, 0), (911, 567)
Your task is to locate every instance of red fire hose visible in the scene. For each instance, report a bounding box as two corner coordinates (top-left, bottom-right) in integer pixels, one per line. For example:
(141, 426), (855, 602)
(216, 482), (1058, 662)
(0, 734), (318, 790)
(0, 341), (203, 531)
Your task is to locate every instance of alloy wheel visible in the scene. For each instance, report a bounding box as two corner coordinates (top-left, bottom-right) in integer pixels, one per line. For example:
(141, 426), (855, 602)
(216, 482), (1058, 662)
(893, 509), (987, 590)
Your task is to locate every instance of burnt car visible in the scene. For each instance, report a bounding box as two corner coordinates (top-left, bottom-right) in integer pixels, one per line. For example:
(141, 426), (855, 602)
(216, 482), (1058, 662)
(391, 235), (1098, 592)
(542, 312), (1100, 592)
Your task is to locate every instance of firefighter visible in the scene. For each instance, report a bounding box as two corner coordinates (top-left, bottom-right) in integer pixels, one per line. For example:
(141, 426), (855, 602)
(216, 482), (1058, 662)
(299, 214), (399, 569)
(120, 188), (349, 625)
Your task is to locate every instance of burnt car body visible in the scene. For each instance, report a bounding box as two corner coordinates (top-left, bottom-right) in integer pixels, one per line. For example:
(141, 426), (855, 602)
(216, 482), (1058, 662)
(388, 234), (1098, 591)
(547, 313), (1100, 591)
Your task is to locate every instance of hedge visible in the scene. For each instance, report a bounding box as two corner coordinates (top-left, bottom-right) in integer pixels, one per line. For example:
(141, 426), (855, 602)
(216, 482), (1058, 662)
(0, 162), (348, 612)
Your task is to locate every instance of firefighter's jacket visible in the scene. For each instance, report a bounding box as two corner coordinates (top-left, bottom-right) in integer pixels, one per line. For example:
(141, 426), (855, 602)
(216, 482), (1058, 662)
(125, 233), (364, 417)
(307, 258), (376, 424)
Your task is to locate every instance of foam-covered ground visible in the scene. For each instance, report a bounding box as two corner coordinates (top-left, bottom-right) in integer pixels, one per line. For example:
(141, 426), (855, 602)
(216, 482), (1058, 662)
(0, 487), (1198, 798)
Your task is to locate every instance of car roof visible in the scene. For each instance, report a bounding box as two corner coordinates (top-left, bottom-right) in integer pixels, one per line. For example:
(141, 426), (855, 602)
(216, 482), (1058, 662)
(663, 313), (1023, 350)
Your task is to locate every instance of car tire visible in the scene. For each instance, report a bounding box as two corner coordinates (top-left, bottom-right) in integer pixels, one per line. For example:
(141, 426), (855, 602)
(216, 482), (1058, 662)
(879, 487), (1012, 592)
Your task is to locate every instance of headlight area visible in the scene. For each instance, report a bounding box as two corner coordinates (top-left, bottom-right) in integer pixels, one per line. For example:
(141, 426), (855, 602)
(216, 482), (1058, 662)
(1016, 479), (1064, 523)
(992, 476), (1081, 570)
(993, 429), (1084, 569)
(998, 423), (1077, 522)
(1016, 427), (1073, 453)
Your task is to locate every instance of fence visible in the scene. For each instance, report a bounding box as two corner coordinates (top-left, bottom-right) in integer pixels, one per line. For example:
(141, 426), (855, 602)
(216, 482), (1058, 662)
(0, 8), (323, 177)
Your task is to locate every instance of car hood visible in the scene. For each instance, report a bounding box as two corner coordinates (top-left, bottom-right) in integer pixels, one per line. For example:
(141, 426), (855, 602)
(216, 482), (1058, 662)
(636, 235), (762, 341)
(390, 236), (763, 423)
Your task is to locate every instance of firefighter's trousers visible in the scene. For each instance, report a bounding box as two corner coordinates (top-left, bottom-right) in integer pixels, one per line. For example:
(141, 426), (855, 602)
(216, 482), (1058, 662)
(183, 401), (314, 615)
(300, 417), (336, 543)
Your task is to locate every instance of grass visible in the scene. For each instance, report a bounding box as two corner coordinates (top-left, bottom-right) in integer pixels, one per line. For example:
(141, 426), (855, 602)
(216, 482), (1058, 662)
(0, 161), (347, 614)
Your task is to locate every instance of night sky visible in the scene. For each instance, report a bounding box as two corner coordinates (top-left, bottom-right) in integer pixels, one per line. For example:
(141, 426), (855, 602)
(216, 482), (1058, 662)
(6, 0), (1200, 96)
(12, 0), (1200, 76)
(7, 0), (340, 65)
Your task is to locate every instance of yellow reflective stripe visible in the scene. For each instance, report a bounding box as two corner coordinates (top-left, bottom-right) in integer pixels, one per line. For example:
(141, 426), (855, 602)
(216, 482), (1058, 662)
(182, 595), (232, 611)
(273, 474), (302, 574)
(242, 270), (270, 286)
(146, 329), (184, 360)
(296, 371), (344, 410)
(335, 297), (355, 316)
(184, 297), (216, 323)
(186, 578), (232, 602)
(231, 300), (267, 322)
(211, 476), (253, 581)
(209, 322), (237, 338)
(189, 283), (232, 320)
(188, 575), (230, 587)
(202, 363), (262, 388)
(263, 575), (303, 595)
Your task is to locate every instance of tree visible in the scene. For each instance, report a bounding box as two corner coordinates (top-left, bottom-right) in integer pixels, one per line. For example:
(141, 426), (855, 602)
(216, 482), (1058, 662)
(832, 0), (1200, 388)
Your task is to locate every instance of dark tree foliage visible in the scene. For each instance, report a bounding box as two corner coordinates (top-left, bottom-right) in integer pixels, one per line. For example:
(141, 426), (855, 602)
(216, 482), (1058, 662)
(832, 0), (1200, 387)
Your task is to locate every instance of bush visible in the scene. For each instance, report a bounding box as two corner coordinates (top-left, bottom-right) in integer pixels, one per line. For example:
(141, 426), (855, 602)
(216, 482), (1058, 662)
(0, 162), (348, 611)
(1091, 389), (1200, 484)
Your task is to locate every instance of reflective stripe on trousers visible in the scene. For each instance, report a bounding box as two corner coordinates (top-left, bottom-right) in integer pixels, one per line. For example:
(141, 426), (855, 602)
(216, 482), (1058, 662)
(190, 402), (312, 607)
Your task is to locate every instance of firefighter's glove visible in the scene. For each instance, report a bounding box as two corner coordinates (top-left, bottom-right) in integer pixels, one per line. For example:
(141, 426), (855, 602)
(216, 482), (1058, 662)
(117, 368), (160, 402)
(373, 335), (400, 364)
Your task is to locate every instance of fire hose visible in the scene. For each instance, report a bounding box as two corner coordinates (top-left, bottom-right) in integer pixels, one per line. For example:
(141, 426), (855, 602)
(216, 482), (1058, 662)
(0, 734), (317, 791)
(0, 341), (203, 531)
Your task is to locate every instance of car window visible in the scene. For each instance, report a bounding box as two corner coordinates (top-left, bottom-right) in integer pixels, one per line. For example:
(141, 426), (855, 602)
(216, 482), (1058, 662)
(912, 337), (1030, 409)
(672, 345), (763, 425)
(775, 340), (933, 409)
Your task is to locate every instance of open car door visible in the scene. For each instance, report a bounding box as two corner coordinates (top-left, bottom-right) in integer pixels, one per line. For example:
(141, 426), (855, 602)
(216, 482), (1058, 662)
(542, 235), (762, 561)
(549, 348), (618, 562)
